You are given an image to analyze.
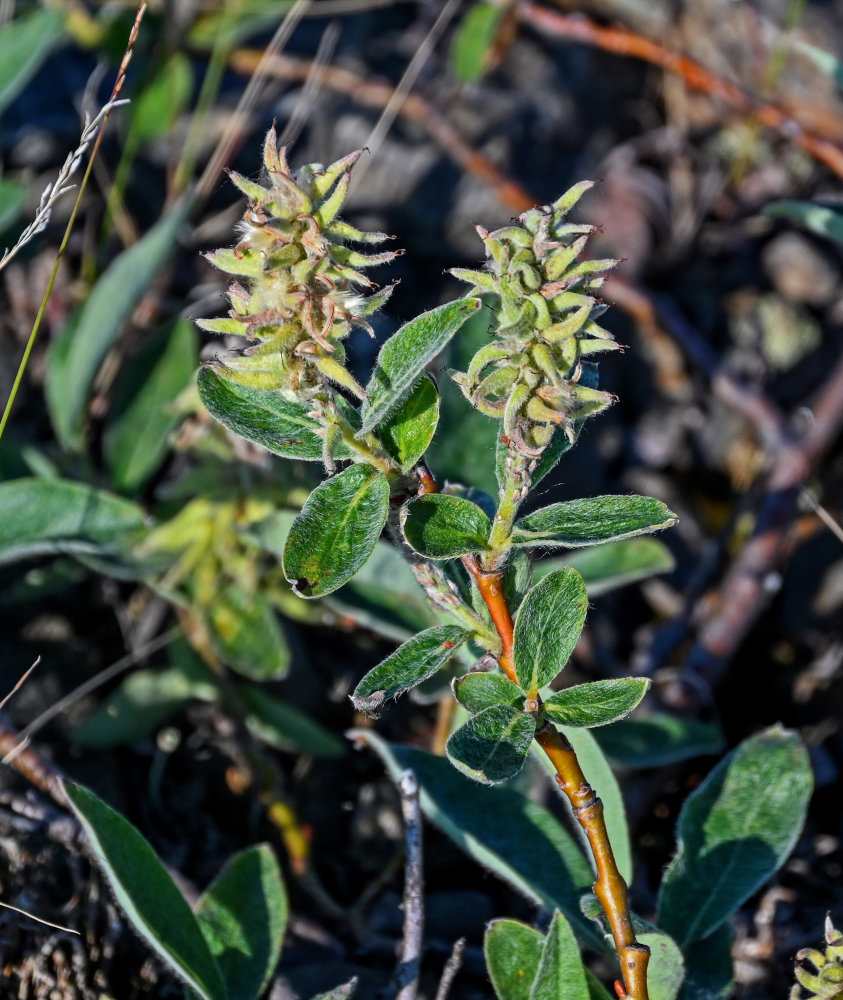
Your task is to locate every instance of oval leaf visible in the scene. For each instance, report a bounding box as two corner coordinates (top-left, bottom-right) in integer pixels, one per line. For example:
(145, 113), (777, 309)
(446, 703), (535, 784)
(64, 783), (226, 1000)
(485, 919), (544, 1000)
(453, 672), (524, 715)
(512, 569), (588, 694)
(379, 375), (440, 471)
(513, 496), (676, 549)
(401, 493), (491, 559)
(105, 319), (197, 492)
(198, 367), (332, 461)
(529, 911), (590, 1000)
(656, 726), (813, 949)
(351, 624), (470, 715)
(360, 298), (481, 434)
(0, 478), (144, 565)
(283, 464), (389, 598)
(542, 678), (650, 728)
(47, 202), (190, 450)
(195, 844), (287, 1000)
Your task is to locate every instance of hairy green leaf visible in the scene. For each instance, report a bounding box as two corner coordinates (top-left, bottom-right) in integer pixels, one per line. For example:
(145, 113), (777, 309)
(64, 783), (226, 1000)
(47, 202), (190, 450)
(0, 8), (64, 115)
(351, 731), (600, 947)
(512, 569), (588, 694)
(283, 464), (389, 598)
(105, 319), (197, 492)
(351, 624), (470, 714)
(529, 911), (589, 1000)
(657, 726), (813, 949)
(208, 585), (290, 680)
(763, 200), (843, 246)
(534, 538), (675, 597)
(542, 678), (649, 728)
(0, 478), (144, 565)
(401, 493), (491, 559)
(198, 367), (349, 461)
(640, 931), (684, 1000)
(485, 919), (544, 1000)
(359, 298), (481, 433)
(195, 844), (287, 1000)
(238, 686), (345, 757)
(677, 924), (733, 1000)
(595, 713), (724, 769)
(513, 496), (676, 549)
(446, 703), (535, 784)
(451, 3), (503, 82)
(453, 672), (523, 714)
(379, 375), (439, 471)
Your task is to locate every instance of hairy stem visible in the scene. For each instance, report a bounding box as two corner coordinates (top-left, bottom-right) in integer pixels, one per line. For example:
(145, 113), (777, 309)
(462, 561), (651, 1000)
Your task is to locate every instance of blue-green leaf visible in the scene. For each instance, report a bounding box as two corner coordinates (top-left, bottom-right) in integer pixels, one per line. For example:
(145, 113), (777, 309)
(105, 319), (197, 492)
(534, 538), (675, 597)
(595, 713), (724, 769)
(359, 298), (481, 434)
(195, 844), (287, 1000)
(763, 201), (843, 246)
(47, 202), (190, 450)
(529, 911), (589, 1000)
(64, 783), (226, 1000)
(657, 726), (813, 949)
(0, 478), (144, 565)
(0, 9), (64, 115)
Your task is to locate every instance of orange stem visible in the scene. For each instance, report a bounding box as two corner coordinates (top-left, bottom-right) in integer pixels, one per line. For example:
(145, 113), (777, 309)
(462, 563), (650, 1000)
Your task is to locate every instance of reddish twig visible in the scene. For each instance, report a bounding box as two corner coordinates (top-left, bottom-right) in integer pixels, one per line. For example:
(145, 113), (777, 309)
(518, 3), (843, 180)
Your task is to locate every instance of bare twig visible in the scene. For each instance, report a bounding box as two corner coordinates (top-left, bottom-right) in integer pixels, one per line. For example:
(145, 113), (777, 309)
(0, 712), (69, 809)
(393, 769), (424, 1000)
(0, 901), (80, 936)
(518, 3), (843, 180)
(434, 938), (465, 1000)
(0, 657), (40, 712)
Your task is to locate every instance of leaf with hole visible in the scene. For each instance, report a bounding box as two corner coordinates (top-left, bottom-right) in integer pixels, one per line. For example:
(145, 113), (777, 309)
(351, 624), (470, 715)
(359, 298), (481, 434)
(512, 569), (588, 694)
(64, 783), (226, 1000)
(0, 478), (144, 566)
(513, 496), (676, 549)
(542, 678), (649, 728)
(379, 375), (439, 471)
(283, 464), (389, 598)
(656, 726), (813, 949)
(401, 493), (491, 559)
(195, 844), (287, 1000)
(446, 703), (536, 784)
